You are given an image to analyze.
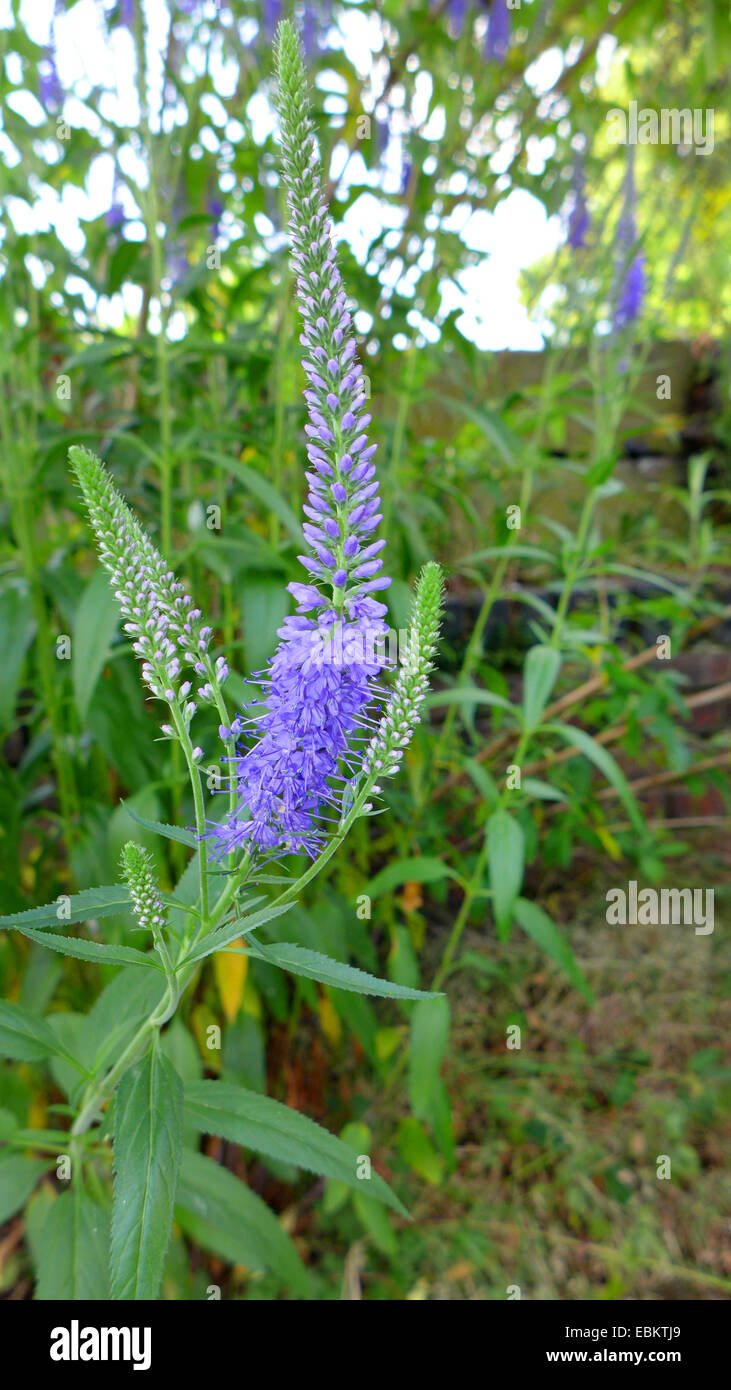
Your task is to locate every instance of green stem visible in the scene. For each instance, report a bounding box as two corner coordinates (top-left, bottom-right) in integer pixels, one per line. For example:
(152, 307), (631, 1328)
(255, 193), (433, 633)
(70, 857), (250, 1139)
(169, 704), (210, 924)
(381, 347), (416, 542)
(432, 464), (535, 770)
(431, 840), (487, 992)
(0, 370), (78, 833)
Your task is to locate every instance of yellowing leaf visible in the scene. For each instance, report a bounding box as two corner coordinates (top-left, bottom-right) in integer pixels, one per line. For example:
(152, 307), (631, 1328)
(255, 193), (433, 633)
(397, 1118), (444, 1185)
(191, 1004), (222, 1073)
(214, 940), (247, 1022)
(318, 994), (341, 1046)
(406, 1278), (430, 1300)
(595, 825), (622, 861)
(28, 1096), (47, 1131)
(375, 1026), (404, 1062)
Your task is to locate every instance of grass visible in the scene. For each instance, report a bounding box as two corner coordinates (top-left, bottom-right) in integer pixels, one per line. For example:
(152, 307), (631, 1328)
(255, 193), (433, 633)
(291, 850), (730, 1299)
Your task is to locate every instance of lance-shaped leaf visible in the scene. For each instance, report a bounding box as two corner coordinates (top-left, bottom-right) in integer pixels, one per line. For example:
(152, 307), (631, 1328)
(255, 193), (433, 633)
(408, 996), (451, 1120)
(0, 1000), (87, 1071)
(367, 855), (459, 898)
(184, 1080), (407, 1216)
(0, 886), (131, 934)
(0, 1154), (51, 1225)
(545, 722), (646, 836)
(522, 645), (561, 730)
(12, 927), (162, 970)
(176, 1150), (312, 1297)
(122, 802), (198, 849)
(110, 1047), (183, 1300)
(177, 902), (294, 969)
(513, 898), (594, 1004)
(246, 940), (441, 1001)
(35, 1187), (110, 1300)
(486, 808), (525, 940)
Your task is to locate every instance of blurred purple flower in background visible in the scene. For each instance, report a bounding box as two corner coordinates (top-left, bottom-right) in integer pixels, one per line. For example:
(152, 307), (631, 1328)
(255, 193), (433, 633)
(485, 0), (511, 62)
(207, 196), (224, 240)
(261, 0), (282, 42)
(374, 116), (389, 162)
(446, 0), (468, 35)
(612, 153), (645, 330)
(567, 153), (590, 250)
(400, 158), (412, 196)
(117, 0), (135, 28)
(38, 49), (64, 109)
(106, 199), (126, 231)
(301, 5), (318, 61)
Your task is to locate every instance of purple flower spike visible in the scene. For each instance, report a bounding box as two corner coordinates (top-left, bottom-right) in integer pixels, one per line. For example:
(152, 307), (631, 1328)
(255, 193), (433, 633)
(204, 23), (392, 864)
(207, 195), (224, 240)
(38, 49), (64, 109)
(612, 151), (645, 331)
(261, 0), (282, 42)
(443, 0), (468, 37)
(485, 0), (511, 63)
(567, 152), (590, 250)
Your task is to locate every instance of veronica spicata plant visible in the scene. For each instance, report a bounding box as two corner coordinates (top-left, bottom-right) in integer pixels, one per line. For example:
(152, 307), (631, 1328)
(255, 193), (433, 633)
(0, 21), (443, 1301)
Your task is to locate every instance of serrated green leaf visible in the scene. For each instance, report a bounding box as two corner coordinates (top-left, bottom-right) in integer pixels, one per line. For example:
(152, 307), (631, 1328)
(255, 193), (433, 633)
(35, 1187), (110, 1300)
(247, 941), (441, 1001)
(0, 886), (131, 933)
(177, 902), (295, 969)
(110, 1047), (183, 1300)
(122, 802), (197, 849)
(0, 1154), (51, 1224)
(82, 967), (167, 1077)
(0, 1000), (87, 1071)
(13, 927), (162, 970)
(175, 1150), (311, 1296)
(184, 1080), (407, 1216)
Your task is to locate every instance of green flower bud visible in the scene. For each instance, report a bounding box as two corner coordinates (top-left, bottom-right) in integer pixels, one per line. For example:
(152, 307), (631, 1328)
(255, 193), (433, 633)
(362, 562), (444, 783)
(120, 842), (167, 938)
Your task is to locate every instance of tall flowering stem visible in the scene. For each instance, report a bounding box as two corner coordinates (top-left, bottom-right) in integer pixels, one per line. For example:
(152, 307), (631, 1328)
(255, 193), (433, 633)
(57, 23), (445, 1169)
(567, 151), (590, 250)
(206, 22), (392, 863)
(485, 0), (511, 63)
(612, 150), (645, 331)
(69, 445), (235, 921)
